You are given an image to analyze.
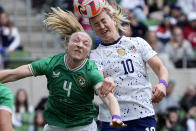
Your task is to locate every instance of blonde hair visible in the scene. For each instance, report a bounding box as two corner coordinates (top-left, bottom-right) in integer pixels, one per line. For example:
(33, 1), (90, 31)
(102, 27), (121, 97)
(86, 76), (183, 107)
(102, 1), (130, 32)
(43, 7), (84, 37)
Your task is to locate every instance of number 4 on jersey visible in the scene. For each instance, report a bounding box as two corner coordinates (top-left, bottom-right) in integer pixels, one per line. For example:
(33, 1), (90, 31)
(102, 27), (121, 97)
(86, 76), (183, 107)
(63, 80), (72, 97)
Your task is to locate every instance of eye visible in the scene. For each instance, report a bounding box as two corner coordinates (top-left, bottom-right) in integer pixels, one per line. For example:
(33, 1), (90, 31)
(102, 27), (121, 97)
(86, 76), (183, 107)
(73, 38), (79, 43)
(94, 23), (100, 28)
(102, 19), (107, 24)
(83, 41), (89, 46)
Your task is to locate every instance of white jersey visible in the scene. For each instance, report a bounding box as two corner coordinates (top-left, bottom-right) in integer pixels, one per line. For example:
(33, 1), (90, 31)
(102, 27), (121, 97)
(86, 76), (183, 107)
(90, 36), (157, 122)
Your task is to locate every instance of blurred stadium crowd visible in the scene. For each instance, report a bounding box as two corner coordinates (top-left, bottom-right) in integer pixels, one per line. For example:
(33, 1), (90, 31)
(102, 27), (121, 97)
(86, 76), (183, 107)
(0, 0), (196, 131)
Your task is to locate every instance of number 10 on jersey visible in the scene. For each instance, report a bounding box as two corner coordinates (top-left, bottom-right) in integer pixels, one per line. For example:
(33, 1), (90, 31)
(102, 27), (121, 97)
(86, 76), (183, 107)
(121, 59), (134, 74)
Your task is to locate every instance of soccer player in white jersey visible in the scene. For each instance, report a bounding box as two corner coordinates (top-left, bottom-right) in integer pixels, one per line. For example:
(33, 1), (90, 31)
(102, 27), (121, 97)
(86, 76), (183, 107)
(88, 2), (169, 131)
(0, 8), (126, 131)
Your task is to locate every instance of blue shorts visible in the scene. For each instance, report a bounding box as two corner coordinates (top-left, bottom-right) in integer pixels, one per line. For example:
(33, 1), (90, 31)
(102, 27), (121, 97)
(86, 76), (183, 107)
(100, 116), (156, 131)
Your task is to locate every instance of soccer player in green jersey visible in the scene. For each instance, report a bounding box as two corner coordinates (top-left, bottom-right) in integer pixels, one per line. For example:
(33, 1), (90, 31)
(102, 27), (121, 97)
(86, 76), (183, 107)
(0, 83), (14, 131)
(0, 8), (126, 131)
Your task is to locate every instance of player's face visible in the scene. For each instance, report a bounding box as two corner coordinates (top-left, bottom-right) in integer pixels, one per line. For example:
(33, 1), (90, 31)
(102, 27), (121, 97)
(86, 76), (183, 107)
(66, 32), (92, 61)
(90, 11), (120, 43)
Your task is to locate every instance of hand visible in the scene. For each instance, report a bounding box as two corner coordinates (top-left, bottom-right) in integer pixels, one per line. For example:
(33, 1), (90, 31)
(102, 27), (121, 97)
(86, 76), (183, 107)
(110, 118), (127, 128)
(151, 83), (166, 103)
(100, 77), (115, 96)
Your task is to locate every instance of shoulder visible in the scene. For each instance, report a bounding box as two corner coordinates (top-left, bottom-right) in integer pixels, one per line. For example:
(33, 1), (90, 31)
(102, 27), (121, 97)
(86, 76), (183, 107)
(124, 36), (149, 46)
(121, 36), (144, 42)
(85, 60), (101, 77)
(86, 59), (98, 70)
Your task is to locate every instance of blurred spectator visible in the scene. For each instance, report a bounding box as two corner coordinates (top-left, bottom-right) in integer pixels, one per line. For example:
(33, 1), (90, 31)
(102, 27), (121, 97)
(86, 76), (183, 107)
(12, 89), (34, 129)
(164, 26), (195, 68)
(183, 12), (196, 50)
(146, 28), (175, 69)
(186, 106), (196, 131)
(177, 0), (196, 16)
(154, 80), (179, 114)
(156, 113), (168, 131)
(145, 0), (164, 13)
(156, 16), (172, 44)
(28, 111), (45, 131)
(146, 30), (165, 53)
(35, 97), (47, 112)
(53, 0), (74, 12)
(166, 107), (186, 131)
(0, 12), (21, 54)
(120, 0), (148, 20)
(127, 10), (148, 38)
(180, 84), (196, 113)
(169, 4), (187, 28)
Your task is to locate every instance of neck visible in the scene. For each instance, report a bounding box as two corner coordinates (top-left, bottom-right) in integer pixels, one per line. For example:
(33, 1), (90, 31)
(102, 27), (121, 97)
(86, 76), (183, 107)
(102, 33), (120, 44)
(66, 55), (86, 70)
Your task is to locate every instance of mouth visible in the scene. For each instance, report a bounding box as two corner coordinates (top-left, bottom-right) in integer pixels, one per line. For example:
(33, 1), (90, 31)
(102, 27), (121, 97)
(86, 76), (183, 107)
(74, 50), (82, 54)
(101, 30), (109, 35)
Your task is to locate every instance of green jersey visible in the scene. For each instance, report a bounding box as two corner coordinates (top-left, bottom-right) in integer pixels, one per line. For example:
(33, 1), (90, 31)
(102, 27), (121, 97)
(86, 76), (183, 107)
(30, 53), (104, 128)
(0, 83), (14, 110)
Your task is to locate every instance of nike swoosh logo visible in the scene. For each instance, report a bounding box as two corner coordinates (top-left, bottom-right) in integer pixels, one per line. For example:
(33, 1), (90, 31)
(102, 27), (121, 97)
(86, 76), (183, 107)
(106, 52), (112, 57)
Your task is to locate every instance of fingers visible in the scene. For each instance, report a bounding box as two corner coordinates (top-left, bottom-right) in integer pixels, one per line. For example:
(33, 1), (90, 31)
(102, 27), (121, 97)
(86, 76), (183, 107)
(151, 85), (166, 103)
(110, 119), (127, 128)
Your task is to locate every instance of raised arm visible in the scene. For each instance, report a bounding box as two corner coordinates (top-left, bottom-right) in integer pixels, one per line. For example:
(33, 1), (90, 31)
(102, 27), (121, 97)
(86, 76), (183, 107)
(0, 64), (33, 83)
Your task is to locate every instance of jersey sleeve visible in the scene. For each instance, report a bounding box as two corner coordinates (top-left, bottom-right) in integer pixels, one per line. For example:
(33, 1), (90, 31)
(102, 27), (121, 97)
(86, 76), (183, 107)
(136, 37), (157, 62)
(90, 49), (104, 71)
(88, 62), (104, 90)
(29, 57), (52, 76)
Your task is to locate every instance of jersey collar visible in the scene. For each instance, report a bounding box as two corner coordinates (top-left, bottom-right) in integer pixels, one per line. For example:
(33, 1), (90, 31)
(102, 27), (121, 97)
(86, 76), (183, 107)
(101, 36), (122, 46)
(64, 54), (87, 71)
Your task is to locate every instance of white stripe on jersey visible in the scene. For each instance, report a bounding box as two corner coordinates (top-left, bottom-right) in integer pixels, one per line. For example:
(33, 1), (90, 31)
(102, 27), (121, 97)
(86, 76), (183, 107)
(90, 36), (157, 122)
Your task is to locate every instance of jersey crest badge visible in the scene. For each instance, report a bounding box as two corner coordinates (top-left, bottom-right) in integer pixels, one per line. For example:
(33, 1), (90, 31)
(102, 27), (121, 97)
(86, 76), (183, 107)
(77, 76), (87, 87)
(52, 71), (60, 78)
(129, 46), (136, 53)
(117, 48), (126, 56)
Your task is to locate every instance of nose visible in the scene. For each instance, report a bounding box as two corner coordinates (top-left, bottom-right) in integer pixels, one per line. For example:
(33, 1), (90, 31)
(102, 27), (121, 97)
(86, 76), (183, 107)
(76, 41), (83, 48)
(99, 23), (105, 29)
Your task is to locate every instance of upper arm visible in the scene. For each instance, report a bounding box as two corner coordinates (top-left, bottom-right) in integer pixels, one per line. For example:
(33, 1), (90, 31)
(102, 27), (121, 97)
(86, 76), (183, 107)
(30, 57), (52, 76)
(147, 55), (164, 74)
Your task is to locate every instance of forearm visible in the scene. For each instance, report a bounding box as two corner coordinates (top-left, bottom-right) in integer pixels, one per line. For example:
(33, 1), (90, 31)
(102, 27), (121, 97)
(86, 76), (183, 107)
(148, 55), (169, 83)
(100, 93), (120, 116)
(0, 70), (18, 83)
(158, 65), (169, 83)
(0, 65), (32, 83)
